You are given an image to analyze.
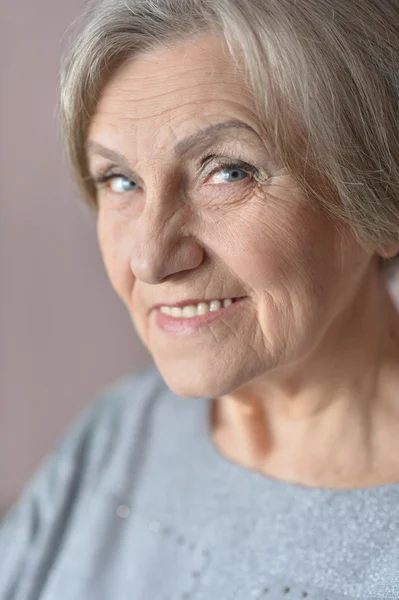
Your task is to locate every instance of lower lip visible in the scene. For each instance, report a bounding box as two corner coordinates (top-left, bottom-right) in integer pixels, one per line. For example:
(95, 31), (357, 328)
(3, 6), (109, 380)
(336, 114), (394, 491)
(153, 298), (247, 334)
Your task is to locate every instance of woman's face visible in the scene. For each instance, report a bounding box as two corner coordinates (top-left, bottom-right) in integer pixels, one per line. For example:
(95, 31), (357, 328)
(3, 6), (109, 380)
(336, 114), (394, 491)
(87, 34), (371, 398)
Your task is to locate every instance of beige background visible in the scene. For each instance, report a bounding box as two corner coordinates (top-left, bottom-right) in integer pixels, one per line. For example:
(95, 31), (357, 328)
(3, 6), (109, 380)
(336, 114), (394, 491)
(0, 0), (152, 516)
(2, 1), (399, 517)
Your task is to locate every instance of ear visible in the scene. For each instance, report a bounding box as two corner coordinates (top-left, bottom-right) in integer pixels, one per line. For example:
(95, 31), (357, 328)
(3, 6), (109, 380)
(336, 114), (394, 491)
(375, 242), (399, 259)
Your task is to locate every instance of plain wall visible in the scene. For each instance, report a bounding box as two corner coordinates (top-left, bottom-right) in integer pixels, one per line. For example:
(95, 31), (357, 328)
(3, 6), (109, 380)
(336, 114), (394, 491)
(0, 1), (152, 515)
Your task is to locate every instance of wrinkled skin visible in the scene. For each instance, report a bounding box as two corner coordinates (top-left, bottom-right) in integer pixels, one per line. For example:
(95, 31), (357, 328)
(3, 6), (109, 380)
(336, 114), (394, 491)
(87, 34), (399, 488)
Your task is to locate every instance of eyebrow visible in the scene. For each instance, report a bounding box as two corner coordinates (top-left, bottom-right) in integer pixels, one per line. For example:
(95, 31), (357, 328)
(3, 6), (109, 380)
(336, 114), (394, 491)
(86, 119), (259, 166)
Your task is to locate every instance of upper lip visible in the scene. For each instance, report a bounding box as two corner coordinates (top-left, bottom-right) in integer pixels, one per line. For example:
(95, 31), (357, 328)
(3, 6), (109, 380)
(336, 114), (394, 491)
(152, 296), (242, 310)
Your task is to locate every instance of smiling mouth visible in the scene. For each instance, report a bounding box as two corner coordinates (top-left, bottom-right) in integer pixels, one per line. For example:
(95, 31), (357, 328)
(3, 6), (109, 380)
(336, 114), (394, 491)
(153, 296), (247, 334)
(158, 297), (239, 319)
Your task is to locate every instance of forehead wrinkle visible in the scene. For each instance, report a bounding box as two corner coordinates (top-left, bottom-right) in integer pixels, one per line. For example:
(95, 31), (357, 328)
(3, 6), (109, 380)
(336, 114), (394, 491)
(101, 81), (248, 113)
(102, 51), (247, 104)
(120, 50), (238, 81)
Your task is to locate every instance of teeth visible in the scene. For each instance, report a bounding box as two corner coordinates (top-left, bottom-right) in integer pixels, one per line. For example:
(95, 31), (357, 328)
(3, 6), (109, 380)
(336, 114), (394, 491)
(209, 300), (221, 312)
(160, 298), (235, 319)
(197, 302), (208, 315)
(182, 305), (197, 318)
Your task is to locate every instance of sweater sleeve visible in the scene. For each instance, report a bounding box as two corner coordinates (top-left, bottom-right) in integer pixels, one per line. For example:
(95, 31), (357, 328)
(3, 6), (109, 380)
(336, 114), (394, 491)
(0, 389), (113, 600)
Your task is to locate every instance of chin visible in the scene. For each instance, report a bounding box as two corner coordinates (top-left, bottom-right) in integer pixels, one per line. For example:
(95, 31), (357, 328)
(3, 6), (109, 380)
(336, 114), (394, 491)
(153, 360), (218, 398)
(152, 352), (266, 399)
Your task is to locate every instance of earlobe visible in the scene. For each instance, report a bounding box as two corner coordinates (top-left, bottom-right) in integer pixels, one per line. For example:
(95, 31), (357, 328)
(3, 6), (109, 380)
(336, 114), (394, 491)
(376, 242), (399, 259)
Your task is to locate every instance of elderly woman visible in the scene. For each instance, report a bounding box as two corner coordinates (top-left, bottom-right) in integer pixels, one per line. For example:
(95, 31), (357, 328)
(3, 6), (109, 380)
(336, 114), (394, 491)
(2, 0), (399, 598)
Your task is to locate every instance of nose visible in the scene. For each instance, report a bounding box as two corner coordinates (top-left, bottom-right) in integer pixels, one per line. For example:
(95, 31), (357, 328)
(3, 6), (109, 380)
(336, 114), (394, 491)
(130, 200), (204, 284)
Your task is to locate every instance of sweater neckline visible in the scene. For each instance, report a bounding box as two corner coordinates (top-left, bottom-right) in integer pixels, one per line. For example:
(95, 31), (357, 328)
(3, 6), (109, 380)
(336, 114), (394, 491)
(196, 395), (399, 498)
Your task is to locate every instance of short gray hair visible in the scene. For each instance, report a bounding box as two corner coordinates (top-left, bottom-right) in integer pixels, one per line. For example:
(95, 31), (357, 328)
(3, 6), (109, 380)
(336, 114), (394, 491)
(59, 0), (399, 272)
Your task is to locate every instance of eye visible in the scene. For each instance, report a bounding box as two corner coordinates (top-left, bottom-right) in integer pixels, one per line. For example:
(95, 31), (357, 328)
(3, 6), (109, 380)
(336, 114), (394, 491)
(91, 172), (140, 194)
(108, 176), (139, 193)
(201, 159), (260, 186)
(208, 166), (248, 184)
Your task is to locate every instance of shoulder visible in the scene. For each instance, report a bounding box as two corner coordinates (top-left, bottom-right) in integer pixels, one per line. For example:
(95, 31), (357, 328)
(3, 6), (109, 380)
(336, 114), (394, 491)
(0, 366), (168, 528)
(51, 366), (169, 489)
(0, 367), (171, 598)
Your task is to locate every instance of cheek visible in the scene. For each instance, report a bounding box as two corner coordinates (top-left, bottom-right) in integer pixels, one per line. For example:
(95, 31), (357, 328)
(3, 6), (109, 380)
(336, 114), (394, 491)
(211, 195), (345, 334)
(212, 196), (325, 289)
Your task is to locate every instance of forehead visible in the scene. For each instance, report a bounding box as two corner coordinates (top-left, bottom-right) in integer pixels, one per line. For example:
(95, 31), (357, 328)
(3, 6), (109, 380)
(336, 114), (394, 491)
(88, 33), (261, 151)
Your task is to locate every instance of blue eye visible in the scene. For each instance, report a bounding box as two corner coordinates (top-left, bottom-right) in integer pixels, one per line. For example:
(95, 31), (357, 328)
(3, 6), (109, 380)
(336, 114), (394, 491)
(203, 159), (258, 185)
(91, 173), (140, 194)
(107, 176), (139, 193)
(212, 167), (248, 184)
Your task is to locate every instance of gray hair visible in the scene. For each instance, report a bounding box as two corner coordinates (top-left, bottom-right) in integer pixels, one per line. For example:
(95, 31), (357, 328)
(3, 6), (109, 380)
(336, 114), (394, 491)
(58, 0), (399, 273)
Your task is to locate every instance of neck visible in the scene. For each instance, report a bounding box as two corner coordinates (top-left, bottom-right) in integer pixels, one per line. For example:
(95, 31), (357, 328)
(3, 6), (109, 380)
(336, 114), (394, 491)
(212, 268), (399, 489)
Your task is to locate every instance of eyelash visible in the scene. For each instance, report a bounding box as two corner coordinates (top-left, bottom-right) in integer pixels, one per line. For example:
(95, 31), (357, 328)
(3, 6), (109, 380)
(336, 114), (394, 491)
(89, 159), (262, 192)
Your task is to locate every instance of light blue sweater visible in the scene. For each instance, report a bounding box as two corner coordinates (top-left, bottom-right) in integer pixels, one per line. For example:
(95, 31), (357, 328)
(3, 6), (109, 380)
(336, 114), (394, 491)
(1, 367), (398, 600)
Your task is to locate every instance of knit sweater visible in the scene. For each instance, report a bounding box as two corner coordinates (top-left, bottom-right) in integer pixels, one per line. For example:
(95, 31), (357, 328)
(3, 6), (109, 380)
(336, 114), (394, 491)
(1, 367), (398, 600)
